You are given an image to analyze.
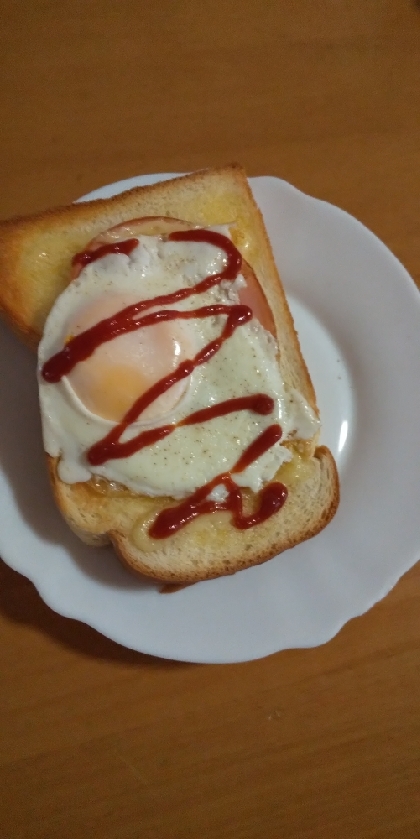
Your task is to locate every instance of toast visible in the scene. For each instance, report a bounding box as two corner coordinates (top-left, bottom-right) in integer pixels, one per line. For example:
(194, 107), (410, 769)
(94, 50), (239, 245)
(0, 164), (339, 583)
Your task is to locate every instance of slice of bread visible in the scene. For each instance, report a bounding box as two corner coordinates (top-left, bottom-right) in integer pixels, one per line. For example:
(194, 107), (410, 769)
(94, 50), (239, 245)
(0, 164), (339, 583)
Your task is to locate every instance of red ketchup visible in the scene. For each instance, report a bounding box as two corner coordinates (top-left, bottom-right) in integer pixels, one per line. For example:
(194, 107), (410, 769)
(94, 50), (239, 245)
(72, 238), (139, 271)
(149, 426), (287, 539)
(42, 229), (288, 537)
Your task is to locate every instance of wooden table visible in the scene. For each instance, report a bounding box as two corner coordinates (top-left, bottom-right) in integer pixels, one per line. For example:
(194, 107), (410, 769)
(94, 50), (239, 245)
(1, 2), (420, 836)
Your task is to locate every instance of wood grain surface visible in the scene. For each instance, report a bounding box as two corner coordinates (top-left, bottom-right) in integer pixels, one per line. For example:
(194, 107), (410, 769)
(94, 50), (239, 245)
(1, 2), (420, 837)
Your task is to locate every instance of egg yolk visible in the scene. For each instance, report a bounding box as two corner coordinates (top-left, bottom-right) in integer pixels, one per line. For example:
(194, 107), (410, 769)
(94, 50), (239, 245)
(65, 294), (194, 423)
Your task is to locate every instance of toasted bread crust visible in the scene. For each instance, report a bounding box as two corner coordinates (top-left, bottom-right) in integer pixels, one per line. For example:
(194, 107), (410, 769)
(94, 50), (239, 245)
(0, 165), (339, 581)
(47, 447), (339, 584)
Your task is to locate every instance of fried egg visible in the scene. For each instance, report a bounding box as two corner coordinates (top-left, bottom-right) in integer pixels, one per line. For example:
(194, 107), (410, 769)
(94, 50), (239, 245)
(38, 230), (319, 498)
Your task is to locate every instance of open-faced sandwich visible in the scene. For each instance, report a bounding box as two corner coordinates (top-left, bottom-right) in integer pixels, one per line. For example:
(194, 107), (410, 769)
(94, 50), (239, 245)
(0, 164), (339, 583)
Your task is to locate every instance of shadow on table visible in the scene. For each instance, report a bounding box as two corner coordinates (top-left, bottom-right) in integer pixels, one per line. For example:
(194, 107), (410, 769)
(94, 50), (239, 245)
(0, 558), (188, 667)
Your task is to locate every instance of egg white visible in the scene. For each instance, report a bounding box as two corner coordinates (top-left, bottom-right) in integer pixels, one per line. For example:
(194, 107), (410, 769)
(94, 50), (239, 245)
(38, 233), (319, 498)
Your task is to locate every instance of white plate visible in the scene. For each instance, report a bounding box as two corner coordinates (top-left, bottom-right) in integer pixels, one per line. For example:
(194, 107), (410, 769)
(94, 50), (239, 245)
(1, 174), (420, 664)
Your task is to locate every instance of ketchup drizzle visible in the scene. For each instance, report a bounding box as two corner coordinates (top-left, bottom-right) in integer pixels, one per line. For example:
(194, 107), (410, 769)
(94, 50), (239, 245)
(42, 230), (242, 383)
(72, 238), (139, 271)
(88, 391), (273, 466)
(44, 228), (289, 537)
(149, 426), (287, 539)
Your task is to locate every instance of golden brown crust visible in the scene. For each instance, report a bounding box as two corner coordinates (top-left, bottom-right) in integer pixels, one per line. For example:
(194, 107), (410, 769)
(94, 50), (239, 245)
(2, 164), (339, 582)
(47, 446), (339, 584)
